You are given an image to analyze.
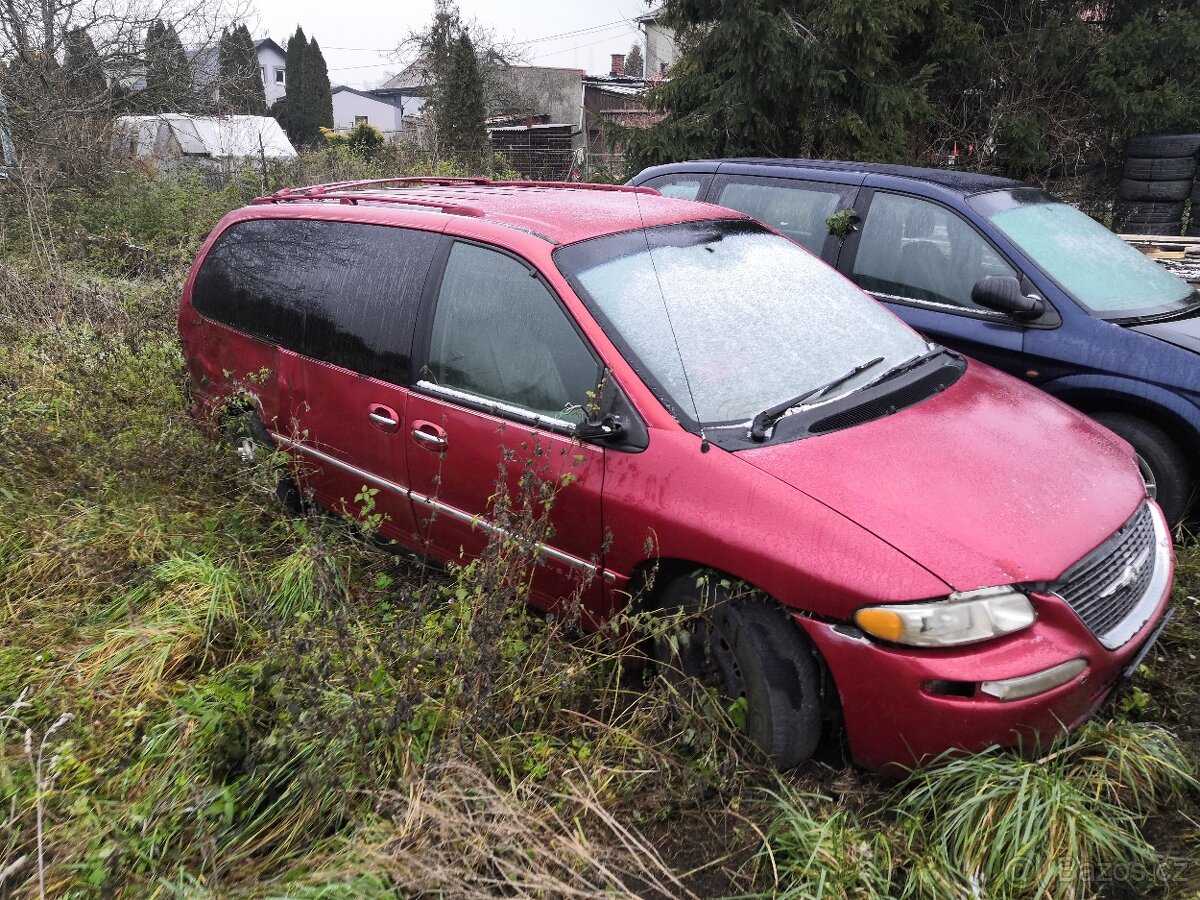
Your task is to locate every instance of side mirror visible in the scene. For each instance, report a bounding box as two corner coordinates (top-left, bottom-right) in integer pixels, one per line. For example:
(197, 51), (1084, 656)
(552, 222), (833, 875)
(971, 275), (1045, 320)
(576, 413), (626, 443)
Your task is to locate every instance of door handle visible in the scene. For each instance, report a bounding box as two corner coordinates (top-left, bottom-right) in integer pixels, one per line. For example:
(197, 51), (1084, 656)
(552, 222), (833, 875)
(367, 403), (400, 434)
(411, 420), (447, 451)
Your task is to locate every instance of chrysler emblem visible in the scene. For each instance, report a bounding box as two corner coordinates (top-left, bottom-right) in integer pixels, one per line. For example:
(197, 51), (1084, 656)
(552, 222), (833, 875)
(1098, 547), (1151, 599)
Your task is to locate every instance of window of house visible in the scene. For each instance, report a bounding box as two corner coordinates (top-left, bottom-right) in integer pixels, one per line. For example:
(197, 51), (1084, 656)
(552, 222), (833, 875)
(853, 192), (1017, 311)
(260, 66), (266, 84)
(275, 68), (285, 85)
(427, 243), (600, 422)
(354, 116), (368, 126)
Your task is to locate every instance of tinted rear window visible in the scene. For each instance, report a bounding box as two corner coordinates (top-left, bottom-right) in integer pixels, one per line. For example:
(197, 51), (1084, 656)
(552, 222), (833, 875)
(192, 218), (439, 383)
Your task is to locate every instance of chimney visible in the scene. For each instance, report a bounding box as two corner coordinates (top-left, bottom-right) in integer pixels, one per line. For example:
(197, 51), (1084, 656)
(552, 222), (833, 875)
(610, 53), (626, 77)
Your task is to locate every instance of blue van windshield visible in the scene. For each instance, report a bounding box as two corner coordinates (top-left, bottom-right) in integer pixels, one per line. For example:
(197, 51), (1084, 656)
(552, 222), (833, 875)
(969, 189), (1197, 320)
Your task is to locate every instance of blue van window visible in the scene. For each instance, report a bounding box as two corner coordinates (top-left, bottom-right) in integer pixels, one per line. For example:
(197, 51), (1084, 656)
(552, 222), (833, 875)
(854, 193), (1015, 310)
(713, 180), (843, 255)
(642, 174), (705, 200)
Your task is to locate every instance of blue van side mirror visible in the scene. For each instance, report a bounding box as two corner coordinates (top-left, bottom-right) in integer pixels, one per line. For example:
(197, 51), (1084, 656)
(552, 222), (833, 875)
(971, 275), (1045, 320)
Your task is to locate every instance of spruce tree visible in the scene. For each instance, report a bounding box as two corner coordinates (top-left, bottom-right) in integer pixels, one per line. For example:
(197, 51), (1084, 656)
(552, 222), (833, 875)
(220, 24), (267, 114)
(279, 27), (309, 143)
(423, 1), (488, 166)
(442, 31), (487, 164)
(629, 0), (942, 168)
(63, 27), (107, 104)
(624, 42), (643, 78)
(303, 38), (333, 131)
(236, 26), (267, 114)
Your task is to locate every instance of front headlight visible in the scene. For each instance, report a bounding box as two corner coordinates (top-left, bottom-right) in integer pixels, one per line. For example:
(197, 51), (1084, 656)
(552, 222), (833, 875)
(854, 586), (1035, 647)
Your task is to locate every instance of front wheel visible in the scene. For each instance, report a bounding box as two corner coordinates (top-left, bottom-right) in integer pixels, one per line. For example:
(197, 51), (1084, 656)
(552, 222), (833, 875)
(1093, 412), (1191, 523)
(653, 574), (824, 768)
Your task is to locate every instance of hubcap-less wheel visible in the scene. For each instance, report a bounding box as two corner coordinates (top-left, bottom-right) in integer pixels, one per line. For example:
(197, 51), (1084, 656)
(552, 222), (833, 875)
(1092, 412), (1190, 523)
(236, 437), (257, 463)
(652, 574), (825, 768)
(1135, 452), (1158, 501)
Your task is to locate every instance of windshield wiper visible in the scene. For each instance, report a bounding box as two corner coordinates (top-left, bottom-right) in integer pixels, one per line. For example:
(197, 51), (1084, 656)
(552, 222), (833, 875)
(860, 347), (947, 391)
(750, 356), (885, 442)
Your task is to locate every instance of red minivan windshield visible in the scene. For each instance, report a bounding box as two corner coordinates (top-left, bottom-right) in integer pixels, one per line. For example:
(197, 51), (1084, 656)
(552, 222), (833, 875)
(555, 219), (929, 430)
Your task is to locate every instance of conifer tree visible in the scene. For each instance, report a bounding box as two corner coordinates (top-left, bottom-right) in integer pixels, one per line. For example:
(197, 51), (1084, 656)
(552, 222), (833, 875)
(62, 27), (107, 103)
(302, 37), (333, 131)
(624, 42), (643, 78)
(219, 24), (267, 114)
(143, 19), (191, 112)
(423, 1), (488, 166)
(278, 26), (309, 142)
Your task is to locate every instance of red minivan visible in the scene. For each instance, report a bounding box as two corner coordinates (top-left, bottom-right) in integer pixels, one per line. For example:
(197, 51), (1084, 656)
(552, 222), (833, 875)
(179, 178), (1173, 772)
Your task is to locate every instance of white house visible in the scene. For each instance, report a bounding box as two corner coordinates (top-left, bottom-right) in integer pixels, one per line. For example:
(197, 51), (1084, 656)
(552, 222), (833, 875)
(331, 86), (425, 140)
(255, 38), (287, 106)
(637, 8), (678, 79)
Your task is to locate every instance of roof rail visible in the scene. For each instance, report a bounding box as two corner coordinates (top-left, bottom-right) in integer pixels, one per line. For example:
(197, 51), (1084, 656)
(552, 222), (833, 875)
(268, 177), (661, 199)
(273, 176), (495, 196)
(251, 191), (485, 217)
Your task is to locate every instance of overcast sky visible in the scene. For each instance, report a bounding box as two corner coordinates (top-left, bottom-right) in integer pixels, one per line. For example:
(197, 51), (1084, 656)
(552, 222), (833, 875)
(248, 1), (651, 89)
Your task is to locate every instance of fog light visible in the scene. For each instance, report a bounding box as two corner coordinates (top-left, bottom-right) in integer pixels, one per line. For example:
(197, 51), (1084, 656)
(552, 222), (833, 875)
(980, 659), (1087, 701)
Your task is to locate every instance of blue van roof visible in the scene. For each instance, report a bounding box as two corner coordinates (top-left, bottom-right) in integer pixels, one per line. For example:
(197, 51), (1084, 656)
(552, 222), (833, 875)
(718, 158), (1023, 194)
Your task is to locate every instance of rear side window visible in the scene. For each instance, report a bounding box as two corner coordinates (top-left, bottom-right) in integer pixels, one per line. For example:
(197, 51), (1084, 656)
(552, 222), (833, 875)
(711, 176), (852, 256)
(640, 173), (710, 201)
(192, 218), (439, 383)
(426, 242), (600, 423)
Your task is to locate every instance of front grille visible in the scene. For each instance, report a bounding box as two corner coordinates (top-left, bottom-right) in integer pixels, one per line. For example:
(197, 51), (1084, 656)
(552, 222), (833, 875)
(1052, 503), (1157, 646)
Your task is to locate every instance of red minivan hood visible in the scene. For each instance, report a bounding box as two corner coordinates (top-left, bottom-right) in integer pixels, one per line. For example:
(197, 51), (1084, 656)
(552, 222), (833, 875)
(739, 362), (1146, 592)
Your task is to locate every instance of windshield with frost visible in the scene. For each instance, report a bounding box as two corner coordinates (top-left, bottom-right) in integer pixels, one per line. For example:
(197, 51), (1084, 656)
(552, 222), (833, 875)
(553, 219), (929, 428)
(969, 188), (1198, 320)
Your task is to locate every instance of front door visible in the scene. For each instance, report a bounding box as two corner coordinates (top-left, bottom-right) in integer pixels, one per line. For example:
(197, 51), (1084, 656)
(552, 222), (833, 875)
(405, 241), (609, 618)
(841, 190), (1028, 372)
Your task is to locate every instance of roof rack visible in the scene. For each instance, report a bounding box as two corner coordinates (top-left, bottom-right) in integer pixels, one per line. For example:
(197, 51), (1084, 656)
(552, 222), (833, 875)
(251, 190), (485, 217)
(250, 177), (660, 219)
(272, 176), (495, 196)
(265, 176), (661, 199)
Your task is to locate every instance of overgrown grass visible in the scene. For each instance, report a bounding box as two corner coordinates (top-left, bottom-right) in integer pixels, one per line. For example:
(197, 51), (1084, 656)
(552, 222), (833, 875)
(1, 166), (1198, 897)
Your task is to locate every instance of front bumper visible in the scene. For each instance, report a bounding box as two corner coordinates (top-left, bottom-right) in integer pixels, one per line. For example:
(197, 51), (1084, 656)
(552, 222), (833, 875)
(797, 546), (1173, 773)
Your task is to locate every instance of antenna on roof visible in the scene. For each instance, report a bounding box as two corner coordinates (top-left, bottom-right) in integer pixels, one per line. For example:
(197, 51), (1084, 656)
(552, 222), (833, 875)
(630, 189), (707, 451)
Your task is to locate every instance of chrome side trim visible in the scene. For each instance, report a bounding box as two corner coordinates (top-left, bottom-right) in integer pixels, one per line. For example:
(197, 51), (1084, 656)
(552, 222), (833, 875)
(271, 433), (616, 583)
(414, 380), (584, 432)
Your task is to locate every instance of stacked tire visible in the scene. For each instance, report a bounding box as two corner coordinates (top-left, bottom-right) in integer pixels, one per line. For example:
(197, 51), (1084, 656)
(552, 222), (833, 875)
(1190, 180), (1200, 237)
(1113, 133), (1200, 236)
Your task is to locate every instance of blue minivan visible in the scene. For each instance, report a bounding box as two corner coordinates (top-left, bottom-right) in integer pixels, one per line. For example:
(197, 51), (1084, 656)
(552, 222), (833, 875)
(629, 159), (1200, 521)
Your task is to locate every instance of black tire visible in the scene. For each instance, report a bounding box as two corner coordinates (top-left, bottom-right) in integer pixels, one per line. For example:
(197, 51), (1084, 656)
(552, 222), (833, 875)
(223, 408), (307, 514)
(1117, 178), (1192, 202)
(1112, 199), (1185, 235)
(653, 574), (823, 767)
(1125, 133), (1200, 159)
(1092, 412), (1191, 523)
(1123, 156), (1198, 181)
(223, 406), (273, 461)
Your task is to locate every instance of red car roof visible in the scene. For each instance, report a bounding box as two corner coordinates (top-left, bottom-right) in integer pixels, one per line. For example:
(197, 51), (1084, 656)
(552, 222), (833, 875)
(251, 179), (742, 245)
